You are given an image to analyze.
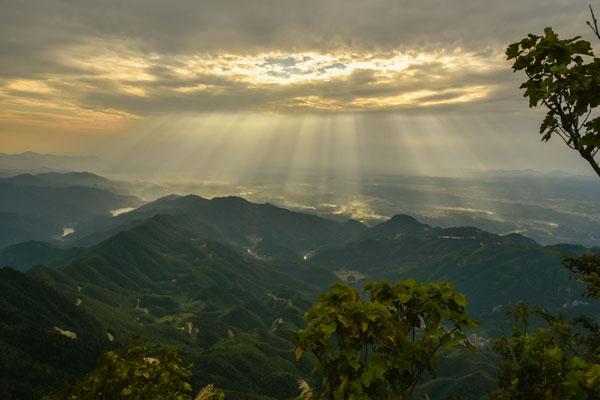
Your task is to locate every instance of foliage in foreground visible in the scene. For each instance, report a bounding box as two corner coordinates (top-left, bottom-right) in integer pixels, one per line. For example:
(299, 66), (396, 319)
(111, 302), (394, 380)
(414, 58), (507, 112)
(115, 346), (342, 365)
(44, 342), (223, 400)
(506, 12), (600, 177)
(490, 254), (600, 400)
(294, 280), (477, 400)
(491, 304), (600, 400)
(500, 6), (600, 398)
(564, 254), (600, 298)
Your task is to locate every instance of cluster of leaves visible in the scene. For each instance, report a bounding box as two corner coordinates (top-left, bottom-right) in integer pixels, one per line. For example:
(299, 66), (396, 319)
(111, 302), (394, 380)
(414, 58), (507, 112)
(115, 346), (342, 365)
(44, 342), (224, 400)
(506, 27), (600, 176)
(563, 254), (600, 298)
(499, 7), (600, 398)
(491, 252), (600, 400)
(491, 304), (600, 400)
(293, 280), (477, 400)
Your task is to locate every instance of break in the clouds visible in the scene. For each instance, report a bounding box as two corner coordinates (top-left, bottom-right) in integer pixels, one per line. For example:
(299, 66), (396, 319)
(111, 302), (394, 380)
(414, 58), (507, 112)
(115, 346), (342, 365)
(0, 0), (598, 168)
(0, 1), (594, 118)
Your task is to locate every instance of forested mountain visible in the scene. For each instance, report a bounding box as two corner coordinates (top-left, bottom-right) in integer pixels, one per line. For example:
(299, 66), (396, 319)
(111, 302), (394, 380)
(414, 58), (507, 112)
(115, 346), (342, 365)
(0, 241), (74, 272)
(309, 217), (597, 327)
(0, 173), (141, 249)
(0, 152), (99, 174)
(0, 213), (59, 254)
(69, 194), (367, 254)
(0, 196), (598, 399)
(28, 213), (317, 399)
(0, 172), (113, 189)
(0, 268), (105, 400)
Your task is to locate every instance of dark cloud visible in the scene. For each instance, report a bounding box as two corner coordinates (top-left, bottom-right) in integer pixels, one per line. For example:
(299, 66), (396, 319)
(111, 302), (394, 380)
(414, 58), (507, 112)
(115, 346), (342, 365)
(0, 0), (595, 117)
(1, 0), (593, 62)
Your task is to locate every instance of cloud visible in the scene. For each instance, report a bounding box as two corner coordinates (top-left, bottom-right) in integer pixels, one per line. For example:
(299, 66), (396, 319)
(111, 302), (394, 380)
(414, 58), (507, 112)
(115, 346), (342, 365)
(0, 0), (595, 122)
(1, 0), (590, 55)
(0, 44), (510, 115)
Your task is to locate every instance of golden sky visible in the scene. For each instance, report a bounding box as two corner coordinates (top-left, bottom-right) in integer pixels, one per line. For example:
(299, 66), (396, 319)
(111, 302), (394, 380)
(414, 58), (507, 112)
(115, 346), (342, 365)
(0, 0), (595, 169)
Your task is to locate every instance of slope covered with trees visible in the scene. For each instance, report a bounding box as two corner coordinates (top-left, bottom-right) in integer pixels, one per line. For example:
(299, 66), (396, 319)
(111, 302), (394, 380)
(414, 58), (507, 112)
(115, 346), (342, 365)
(0, 268), (106, 400)
(0, 190), (598, 398)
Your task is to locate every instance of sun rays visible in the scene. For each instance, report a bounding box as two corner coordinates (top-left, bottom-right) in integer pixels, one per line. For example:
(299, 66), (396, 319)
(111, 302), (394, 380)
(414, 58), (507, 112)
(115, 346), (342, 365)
(0, 42), (505, 133)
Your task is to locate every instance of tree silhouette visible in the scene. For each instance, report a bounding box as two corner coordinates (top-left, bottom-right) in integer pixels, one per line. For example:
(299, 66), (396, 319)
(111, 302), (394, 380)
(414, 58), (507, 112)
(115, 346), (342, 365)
(507, 6), (600, 177)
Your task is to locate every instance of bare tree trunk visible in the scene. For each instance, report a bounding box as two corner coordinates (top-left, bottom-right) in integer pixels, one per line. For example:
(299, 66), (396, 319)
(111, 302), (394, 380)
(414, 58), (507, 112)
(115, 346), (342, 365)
(580, 148), (600, 178)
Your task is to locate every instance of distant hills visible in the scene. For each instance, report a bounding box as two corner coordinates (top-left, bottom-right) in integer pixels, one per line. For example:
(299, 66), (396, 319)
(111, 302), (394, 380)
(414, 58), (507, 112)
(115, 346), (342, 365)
(0, 152), (100, 175)
(309, 217), (595, 326)
(2, 171), (112, 189)
(0, 241), (73, 272)
(67, 194), (366, 251)
(0, 172), (141, 249)
(1, 181), (599, 399)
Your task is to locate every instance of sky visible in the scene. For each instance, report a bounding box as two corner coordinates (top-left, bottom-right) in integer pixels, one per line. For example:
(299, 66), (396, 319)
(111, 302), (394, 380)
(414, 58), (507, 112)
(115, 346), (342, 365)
(0, 0), (598, 176)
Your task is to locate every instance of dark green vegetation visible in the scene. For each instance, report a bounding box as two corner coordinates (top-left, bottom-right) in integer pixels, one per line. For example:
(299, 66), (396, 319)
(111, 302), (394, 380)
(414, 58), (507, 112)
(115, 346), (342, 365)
(564, 254), (600, 298)
(308, 216), (598, 326)
(0, 268), (105, 400)
(67, 194), (366, 250)
(1, 191), (598, 399)
(294, 280), (476, 400)
(488, 218), (600, 399)
(15, 197), (335, 399)
(490, 9), (600, 398)
(43, 343), (224, 400)
(0, 172), (140, 249)
(507, 12), (600, 178)
(0, 241), (73, 272)
(490, 265), (600, 399)
(2, 172), (113, 190)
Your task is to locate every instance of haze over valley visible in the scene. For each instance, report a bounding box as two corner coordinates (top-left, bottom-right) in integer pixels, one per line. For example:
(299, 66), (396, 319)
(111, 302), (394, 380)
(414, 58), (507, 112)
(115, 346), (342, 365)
(2, 1), (600, 400)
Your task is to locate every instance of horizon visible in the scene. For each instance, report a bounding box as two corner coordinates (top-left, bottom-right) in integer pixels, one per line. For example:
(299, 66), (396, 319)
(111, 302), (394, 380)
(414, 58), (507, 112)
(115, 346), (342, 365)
(2, 3), (600, 398)
(2, 149), (598, 180)
(1, 0), (598, 177)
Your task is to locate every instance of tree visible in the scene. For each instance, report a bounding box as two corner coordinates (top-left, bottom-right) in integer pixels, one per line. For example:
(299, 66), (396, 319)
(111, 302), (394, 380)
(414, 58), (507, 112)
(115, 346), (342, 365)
(490, 253), (600, 399)
(499, 8), (600, 398)
(44, 342), (224, 400)
(506, 7), (600, 177)
(587, 5), (600, 41)
(490, 304), (600, 400)
(564, 253), (600, 298)
(293, 280), (477, 400)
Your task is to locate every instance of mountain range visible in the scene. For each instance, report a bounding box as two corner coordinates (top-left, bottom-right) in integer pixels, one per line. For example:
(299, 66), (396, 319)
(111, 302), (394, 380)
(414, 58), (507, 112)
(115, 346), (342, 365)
(0, 172), (141, 249)
(0, 152), (100, 175)
(0, 172), (598, 399)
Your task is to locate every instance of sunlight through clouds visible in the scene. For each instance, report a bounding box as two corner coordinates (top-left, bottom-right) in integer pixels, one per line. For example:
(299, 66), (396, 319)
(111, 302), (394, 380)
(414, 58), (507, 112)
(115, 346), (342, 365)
(0, 40), (506, 121)
(0, 0), (592, 177)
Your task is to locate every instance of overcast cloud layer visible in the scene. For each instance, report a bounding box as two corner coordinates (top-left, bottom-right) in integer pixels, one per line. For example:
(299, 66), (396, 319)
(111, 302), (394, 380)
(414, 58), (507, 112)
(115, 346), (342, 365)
(0, 0), (597, 174)
(1, 0), (595, 114)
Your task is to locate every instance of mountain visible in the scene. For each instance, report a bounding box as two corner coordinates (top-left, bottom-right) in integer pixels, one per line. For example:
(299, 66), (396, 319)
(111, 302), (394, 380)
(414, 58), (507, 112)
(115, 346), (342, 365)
(309, 216), (594, 328)
(0, 180), (141, 249)
(70, 195), (367, 258)
(358, 214), (430, 241)
(0, 152), (100, 174)
(0, 267), (106, 400)
(1, 198), (598, 399)
(0, 213), (60, 251)
(0, 184), (139, 220)
(1, 171), (112, 189)
(0, 241), (75, 272)
(28, 213), (316, 399)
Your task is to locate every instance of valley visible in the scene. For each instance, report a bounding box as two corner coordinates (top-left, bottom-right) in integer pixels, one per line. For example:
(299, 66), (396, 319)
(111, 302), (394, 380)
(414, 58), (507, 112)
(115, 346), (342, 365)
(0, 170), (598, 399)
